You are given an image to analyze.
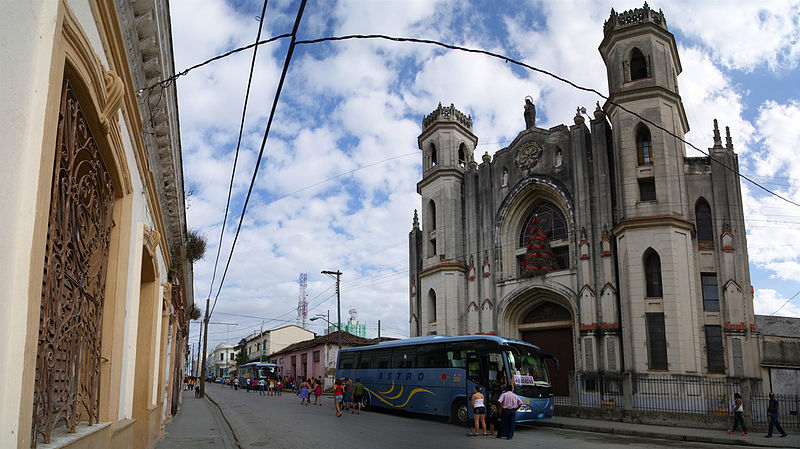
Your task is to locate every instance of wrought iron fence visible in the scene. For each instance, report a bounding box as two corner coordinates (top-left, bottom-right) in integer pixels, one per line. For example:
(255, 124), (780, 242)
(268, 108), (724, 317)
(553, 396), (570, 406)
(750, 394), (800, 430)
(630, 374), (744, 414)
(576, 372), (624, 409)
(572, 372), (763, 416)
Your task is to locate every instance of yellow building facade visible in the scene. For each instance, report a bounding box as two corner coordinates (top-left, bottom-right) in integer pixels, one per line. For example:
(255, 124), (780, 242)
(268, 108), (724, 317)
(0, 1), (192, 448)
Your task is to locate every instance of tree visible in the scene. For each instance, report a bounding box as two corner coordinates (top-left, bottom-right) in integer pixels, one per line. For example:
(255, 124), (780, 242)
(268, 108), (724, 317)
(234, 338), (250, 367)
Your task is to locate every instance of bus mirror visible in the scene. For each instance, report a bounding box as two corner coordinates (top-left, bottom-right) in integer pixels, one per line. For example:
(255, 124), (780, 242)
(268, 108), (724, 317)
(542, 353), (560, 373)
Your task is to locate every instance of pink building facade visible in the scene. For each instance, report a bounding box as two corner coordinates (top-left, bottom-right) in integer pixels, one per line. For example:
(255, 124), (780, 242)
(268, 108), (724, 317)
(268, 331), (376, 390)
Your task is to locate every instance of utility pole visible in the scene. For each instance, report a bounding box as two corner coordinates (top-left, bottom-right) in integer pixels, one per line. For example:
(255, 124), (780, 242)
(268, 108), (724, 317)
(199, 296), (211, 398)
(259, 321), (264, 363)
(378, 320), (381, 341)
(321, 270), (342, 350)
(195, 320), (203, 378)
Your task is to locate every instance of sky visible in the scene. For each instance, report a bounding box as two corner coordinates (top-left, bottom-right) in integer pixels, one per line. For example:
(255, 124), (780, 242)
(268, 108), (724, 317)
(169, 0), (800, 355)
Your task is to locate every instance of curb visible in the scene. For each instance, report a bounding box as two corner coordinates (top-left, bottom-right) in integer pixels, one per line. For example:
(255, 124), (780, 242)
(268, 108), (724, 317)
(526, 419), (781, 448)
(204, 391), (244, 449)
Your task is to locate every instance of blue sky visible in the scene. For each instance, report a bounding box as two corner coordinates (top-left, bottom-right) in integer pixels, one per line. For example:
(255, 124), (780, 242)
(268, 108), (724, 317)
(171, 0), (800, 352)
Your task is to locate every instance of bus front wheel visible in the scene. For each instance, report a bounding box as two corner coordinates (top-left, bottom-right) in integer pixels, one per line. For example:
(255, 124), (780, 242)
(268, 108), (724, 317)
(361, 393), (370, 411)
(451, 399), (469, 426)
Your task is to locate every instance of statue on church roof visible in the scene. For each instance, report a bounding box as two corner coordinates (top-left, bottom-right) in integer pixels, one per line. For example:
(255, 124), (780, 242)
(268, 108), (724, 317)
(524, 96), (536, 129)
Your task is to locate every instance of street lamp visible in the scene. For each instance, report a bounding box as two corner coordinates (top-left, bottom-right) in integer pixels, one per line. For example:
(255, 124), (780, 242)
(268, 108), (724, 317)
(310, 315), (334, 329)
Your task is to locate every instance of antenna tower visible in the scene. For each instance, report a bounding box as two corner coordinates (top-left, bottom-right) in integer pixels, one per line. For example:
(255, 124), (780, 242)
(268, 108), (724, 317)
(297, 273), (308, 329)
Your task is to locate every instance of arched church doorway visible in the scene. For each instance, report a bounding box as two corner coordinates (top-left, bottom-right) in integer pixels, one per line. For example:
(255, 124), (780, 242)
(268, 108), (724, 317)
(519, 302), (575, 397)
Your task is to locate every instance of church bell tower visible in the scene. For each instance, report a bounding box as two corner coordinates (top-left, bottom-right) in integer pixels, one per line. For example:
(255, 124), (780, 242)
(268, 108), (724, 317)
(600, 4), (702, 374)
(414, 103), (477, 336)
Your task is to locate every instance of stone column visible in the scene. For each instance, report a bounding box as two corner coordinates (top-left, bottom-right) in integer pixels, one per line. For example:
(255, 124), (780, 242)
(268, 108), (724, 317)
(622, 372), (634, 410)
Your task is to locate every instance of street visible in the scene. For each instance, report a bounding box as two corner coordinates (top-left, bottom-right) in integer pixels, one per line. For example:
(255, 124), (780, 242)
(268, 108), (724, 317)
(199, 383), (757, 449)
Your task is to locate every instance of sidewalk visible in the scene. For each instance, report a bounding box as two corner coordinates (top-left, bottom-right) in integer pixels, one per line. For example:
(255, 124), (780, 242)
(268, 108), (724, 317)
(527, 415), (798, 448)
(156, 390), (238, 449)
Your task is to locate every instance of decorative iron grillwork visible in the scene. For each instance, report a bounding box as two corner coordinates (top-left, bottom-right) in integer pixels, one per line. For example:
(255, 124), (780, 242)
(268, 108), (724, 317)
(32, 79), (115, 446)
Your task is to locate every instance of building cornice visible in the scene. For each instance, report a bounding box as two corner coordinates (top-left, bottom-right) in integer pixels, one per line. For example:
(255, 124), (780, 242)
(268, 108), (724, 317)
(420, 262), (467, 277)
(611, 215), (694, 236)
(603, 86), (689, 134)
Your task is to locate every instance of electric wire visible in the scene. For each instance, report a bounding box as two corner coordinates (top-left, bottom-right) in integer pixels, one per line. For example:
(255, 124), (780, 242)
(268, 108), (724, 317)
(206, 0), (271, 308)
(769, 288), (800, 316)
(157, 28), (800, 324)
(289, 34), (800, 209)
(209, 0), (308, 319)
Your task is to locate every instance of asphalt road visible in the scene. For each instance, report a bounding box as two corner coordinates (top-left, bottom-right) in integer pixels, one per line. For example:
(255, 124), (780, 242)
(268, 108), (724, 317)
(204, 383), (752, 449)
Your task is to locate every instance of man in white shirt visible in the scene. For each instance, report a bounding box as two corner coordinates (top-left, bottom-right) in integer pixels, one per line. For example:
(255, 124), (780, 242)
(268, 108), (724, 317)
(497, 384), (522, 440)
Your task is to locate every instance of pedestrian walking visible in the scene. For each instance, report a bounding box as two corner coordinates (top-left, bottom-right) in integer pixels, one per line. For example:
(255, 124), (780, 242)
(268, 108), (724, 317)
(496, 384), (522, 440)
(353, 378), (364, 414)
(277, 378), (282, 396)
(299, 378), (310, 405)
(344, 378), (354, 411)
(727, 392), (748, 436)
(765, 392), (788, 438)
(313, 381), (323, 406)
(469, 386), (487, 436)
(334, 379), (344, 417)
(258, 378), (265, 396)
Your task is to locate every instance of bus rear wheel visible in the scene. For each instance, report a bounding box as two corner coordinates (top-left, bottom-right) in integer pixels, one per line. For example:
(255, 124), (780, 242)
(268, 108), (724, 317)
(451, 399), (469, 426)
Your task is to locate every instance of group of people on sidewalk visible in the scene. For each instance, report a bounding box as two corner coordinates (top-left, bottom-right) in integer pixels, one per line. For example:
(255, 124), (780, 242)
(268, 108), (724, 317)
(333, 378), (364, 417)
(728, 392), (789, 438)
(468, 384), (523, 440)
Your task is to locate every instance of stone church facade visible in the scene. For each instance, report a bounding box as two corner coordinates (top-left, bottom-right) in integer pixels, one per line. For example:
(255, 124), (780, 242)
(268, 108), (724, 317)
(408, 4), (760, 393)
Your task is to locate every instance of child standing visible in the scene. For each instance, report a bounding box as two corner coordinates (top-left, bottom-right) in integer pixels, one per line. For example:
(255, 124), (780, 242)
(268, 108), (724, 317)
(299, 379), (310, 405)
(334, 379), (344, 417)
(313, 381), (323, 406)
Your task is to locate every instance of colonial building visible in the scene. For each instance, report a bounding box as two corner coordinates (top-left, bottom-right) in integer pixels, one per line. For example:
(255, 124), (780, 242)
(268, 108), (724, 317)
(408, 4), (760, 396)
(243, 325), (315, 362)
(207, 343), (237, 379)
(1, 1), (192, 448)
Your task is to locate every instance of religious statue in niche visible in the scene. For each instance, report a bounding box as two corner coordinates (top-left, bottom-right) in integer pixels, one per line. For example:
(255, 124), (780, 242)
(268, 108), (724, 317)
(483, 256), (491, 278)
(410, 281), (416, 297)
(468, 255), (476, 281)
(554, 149), (563, 168)
(515, 141), (543, 170)
(520, 216), (557, 276)
(501, 169), (509, 188)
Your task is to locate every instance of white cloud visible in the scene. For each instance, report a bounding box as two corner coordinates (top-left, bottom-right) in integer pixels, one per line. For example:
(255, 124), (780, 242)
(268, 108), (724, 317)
(171, 0), (800, 350)
(671, 0), (800, 72)
(754, 288), (800, 318)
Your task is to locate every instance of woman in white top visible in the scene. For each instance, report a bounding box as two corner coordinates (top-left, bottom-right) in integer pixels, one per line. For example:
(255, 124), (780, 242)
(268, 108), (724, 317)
(470, 386), (487, 436)
(727, 392), (748, 436)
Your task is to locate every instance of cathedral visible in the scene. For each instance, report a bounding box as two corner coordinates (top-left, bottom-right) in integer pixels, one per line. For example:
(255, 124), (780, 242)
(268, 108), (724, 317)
(408, 4), (760, 395)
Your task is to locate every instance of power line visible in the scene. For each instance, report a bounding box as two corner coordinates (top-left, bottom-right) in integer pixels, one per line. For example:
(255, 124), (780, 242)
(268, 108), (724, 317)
(769, 288), (800, 316)
(209, 0), (308, 318)
(207, 0), (271, 305)
(290, 34), (800, 209)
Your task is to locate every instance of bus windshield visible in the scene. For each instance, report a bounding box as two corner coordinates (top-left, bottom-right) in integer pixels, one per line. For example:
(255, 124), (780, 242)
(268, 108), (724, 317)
(505, 344), (549, 388)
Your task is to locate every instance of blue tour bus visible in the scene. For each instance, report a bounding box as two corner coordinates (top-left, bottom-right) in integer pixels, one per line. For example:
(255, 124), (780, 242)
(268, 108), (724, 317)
(237, 362), (278, 389)
(336, 335), (558, 425)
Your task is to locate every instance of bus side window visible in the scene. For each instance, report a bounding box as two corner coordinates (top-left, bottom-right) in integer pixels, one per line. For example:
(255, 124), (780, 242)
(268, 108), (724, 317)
(392, 347), (417, 369)
(339, 352), (355, 370)
(357, 352), (371, 369)
(371, 350), (392, 369)
(417, 344), (446, 368)
(446, 341), (474, 368)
